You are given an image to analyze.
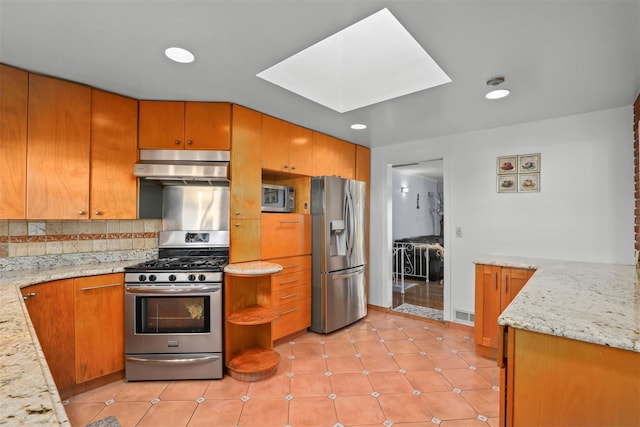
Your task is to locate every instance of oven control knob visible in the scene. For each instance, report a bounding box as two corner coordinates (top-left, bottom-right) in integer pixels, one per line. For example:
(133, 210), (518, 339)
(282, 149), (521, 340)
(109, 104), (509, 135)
(138, 275), (146, 282)
(198, 274), (207, 281)
(168, 274), (177, 282)
(149, 275), (157, 282)
(188, 274), (197, 282)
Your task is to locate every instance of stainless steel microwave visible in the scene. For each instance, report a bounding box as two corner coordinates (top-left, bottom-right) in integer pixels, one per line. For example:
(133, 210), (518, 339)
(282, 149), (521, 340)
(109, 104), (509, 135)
(261, 184), (295, 213)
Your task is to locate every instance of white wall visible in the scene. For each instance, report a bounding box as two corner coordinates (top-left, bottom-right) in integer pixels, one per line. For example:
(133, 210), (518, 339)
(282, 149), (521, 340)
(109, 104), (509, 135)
(392, 170), (442, 240)
(369, 106), (635, 322)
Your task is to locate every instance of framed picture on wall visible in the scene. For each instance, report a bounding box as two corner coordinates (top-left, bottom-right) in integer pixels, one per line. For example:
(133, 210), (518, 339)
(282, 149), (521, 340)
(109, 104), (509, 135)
(518, 173), (540, 192)
(497, 156), (517, 174)
(518, 153), (540, 173)
(497, 174), (517, 193)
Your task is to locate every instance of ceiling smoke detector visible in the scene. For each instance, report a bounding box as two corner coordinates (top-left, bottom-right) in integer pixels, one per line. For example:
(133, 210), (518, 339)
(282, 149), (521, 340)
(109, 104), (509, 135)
(485, 76), (510, 100)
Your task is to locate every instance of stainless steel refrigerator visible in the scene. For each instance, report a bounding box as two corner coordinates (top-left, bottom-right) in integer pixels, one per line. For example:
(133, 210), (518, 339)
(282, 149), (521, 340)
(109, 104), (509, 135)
(310, 176), (367, 333)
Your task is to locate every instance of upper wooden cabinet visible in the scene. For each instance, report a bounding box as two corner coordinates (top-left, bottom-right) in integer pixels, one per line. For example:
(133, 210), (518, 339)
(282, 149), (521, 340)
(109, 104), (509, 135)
(474, 264), (534, 352)
(312, 132), (356, 179)
(262, 115), (312, 175)
(27, 74), (91, 219)
(138, 101), (230, 150)
(0, 65), (28, 219)
(90, 89), (138, 219)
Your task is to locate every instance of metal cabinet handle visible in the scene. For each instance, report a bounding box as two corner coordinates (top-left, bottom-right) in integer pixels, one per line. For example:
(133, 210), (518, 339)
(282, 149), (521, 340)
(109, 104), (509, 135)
(283, 164), (289, 169)
(80, 283), (122, 291)
(94, 211), (101, 216)
(291, 165), (296, 170)
(23, 292), (37, 301)
(187, 140), (193, 145)
(280, 293), (299, 300)
(504, 275), (509, 293)
(279, 279), (299, 285)
(279, 221), (300, 224)
(126, 355), (220, 364)
(174, 140), (181, 145)
(280, 307), (300, 315)
(234, 223), (241, 227)
(234, 212), (241, 216)
(493, 272), (497, 290)
(282, 264), (299, 269)
(78, 210), (86, 216)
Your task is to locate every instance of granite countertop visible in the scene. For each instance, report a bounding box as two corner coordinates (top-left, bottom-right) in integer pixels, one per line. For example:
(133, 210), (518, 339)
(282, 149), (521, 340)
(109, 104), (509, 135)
(476, 256), (640, 352)
(0, 250), (156, 425)
(224, 261), (283, 275)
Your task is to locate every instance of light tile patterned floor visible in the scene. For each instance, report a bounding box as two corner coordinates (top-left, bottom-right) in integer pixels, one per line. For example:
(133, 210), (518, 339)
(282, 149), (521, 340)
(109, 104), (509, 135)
(65, 310), (499, 427)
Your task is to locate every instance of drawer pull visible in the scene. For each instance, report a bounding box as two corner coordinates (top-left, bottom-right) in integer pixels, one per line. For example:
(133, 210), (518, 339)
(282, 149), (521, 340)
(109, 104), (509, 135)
(23, 292), (37, 301)
(279, 279), (299, 285)
(280, 307), (300, 315)
(279, 220), (300, 224)
(282, 264), (300, 269)
(80, 283), (122, 291)
(280, 293), (299, 300)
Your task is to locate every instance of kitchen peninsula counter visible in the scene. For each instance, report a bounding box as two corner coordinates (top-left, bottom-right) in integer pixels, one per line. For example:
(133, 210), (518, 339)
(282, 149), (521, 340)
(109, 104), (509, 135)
(476, 256), (639, 352)
(0, 250), (156, 425)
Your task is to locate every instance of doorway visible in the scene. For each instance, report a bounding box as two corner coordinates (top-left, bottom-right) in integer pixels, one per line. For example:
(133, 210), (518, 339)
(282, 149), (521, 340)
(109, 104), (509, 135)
(390, 159), (444, 321)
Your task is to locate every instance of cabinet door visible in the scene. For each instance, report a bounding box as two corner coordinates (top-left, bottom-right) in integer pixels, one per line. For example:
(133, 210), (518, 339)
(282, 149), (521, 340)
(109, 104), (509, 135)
(0, 65), (28, 219)
(261, 213), (311, 259)
(27, 74), (91, 219)
(22, 280), (75, 395)
(312, 132), (356, 178)
(230, 105), (261, 219)
(184, 102), (231, 150)
(261, 115), (290, 172)
(90, 89), (138, 219)
(287, 123), (312, 175)
(138, 101), (185, 149)
(501, 268), (534, 312)
(230, 219), (261, 263)
(74, 274), (125, 383)
(474, 264), (502, 349)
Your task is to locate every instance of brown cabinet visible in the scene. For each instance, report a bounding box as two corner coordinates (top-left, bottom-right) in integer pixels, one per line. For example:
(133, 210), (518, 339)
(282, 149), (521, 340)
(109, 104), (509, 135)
(21, 279), (75, 398)
(312, 131), (356, 179)
(139, 101), (230, 150)
(27, 73), (91, 219)
(268, 255), (312, 341)
(230, 105), (262, 263)
(74, 274), (124, 384)
(90, 90), (138, 219)
(262, 115), (312, 175)
(260, 213), (311, 260)
(0, 65), (28, 219)
(474, 265), (534, 353)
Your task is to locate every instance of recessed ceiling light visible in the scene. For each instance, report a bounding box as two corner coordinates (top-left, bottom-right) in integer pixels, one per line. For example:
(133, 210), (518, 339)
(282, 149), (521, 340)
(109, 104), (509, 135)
(485, 76), (510, 100)
(257, 8), (451, 113)
(165, 47), (195, 63)
(351, 123), (367, 130)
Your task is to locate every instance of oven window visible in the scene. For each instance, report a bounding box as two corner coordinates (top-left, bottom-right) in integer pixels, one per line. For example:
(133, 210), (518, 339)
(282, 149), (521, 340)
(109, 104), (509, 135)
(135, 296), (211, 334)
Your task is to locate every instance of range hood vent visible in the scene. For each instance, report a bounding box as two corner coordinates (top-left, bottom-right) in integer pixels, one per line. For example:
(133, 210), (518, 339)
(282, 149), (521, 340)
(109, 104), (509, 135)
(134, 150), (230, 184)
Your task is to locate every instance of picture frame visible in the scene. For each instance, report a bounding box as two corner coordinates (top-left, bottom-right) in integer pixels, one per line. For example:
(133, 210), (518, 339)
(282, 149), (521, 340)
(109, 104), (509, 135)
(497, 156), (517, 174)
(518, 153), (540, 173)
(497, 174), (517, 193)
(518, 173), (540, 192)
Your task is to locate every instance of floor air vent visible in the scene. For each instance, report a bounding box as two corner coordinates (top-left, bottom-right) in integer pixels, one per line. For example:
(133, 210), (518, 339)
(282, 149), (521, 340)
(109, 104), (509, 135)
(454, 309), (474, 325)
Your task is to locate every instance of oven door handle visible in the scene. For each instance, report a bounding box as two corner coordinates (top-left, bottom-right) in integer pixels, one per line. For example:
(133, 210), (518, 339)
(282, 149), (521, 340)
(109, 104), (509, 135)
(126, 355), (221, 364)
(125, 286), (220, 294)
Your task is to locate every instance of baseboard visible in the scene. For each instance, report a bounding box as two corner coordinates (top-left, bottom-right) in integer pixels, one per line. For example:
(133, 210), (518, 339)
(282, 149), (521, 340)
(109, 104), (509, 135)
(72, 370), (125, 397)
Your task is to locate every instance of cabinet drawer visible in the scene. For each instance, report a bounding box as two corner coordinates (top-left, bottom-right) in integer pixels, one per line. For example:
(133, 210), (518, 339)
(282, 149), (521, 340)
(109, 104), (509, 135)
(272, 298), (311, 340)
(261, 213), (311, 259)
(271, 269), (310, 292)
(272, 284), (311, 307)
(267, 255), (311, 274)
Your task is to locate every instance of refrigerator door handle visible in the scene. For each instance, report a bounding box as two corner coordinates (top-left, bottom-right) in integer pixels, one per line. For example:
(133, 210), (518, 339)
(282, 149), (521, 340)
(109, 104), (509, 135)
(330, 266), (365, 280)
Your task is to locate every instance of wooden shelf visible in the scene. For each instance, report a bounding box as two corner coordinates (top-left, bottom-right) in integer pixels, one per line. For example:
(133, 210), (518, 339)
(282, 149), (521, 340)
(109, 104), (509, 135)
(226, 347), (280, 382)
(227, 306), (279, 325)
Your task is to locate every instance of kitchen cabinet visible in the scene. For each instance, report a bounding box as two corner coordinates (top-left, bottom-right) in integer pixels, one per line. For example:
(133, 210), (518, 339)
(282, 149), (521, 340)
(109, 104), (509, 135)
(260, 213), (311, 260)
(312, 131), (356, 179)
(90, 89), (138, 219)
(21, 279), (75, 398)
(261, 115), (312, 175)
(474, 264), (533, 355)
(138, 101), (230, 150)
(0, 65), (28, 219)
(267, 255), (312, 341)
(499, 326), (640, 426)
(224, 264), (281, 381)
(74, 274), (124, 384)
(27, 73), (91, 219)
(230, 105), (262, 263)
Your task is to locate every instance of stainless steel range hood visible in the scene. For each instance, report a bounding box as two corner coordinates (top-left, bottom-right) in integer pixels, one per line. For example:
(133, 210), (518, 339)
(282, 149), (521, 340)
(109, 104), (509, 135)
(134, 150), (230, 184)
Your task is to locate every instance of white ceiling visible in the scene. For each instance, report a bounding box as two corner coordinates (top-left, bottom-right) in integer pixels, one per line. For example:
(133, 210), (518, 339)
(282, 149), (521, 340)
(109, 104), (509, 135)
(1, 0), (638, 149)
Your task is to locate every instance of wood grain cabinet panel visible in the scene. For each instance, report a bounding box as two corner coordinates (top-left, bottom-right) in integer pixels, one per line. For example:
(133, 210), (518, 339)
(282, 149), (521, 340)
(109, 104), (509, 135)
(312, 132), (356, 179)
(262, 115), (312, 175)
(74, 274), (125, 384)
(261, 213), (311, 260)
(90, 89), (138, 219)
(139, 101), (230, 150)
(0, 65), (28, 219)
(27, 73), (91, 219)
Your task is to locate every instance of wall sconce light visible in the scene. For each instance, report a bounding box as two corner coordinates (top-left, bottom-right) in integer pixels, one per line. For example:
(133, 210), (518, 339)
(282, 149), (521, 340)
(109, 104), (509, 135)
(400, 187), (409, 193)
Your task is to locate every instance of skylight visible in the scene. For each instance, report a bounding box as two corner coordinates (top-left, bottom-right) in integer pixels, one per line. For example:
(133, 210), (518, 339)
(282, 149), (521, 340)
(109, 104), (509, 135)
(256, 8), (451, 113)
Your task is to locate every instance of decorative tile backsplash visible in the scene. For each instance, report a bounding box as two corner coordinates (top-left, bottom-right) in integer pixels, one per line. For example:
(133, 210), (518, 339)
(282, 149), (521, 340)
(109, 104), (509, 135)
(0, 219), (161, 258)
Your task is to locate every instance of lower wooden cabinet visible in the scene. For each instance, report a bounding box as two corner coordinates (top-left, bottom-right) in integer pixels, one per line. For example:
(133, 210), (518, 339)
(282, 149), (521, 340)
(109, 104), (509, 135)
(261, 213), (311, 260)
(21, 273), (125, 399)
